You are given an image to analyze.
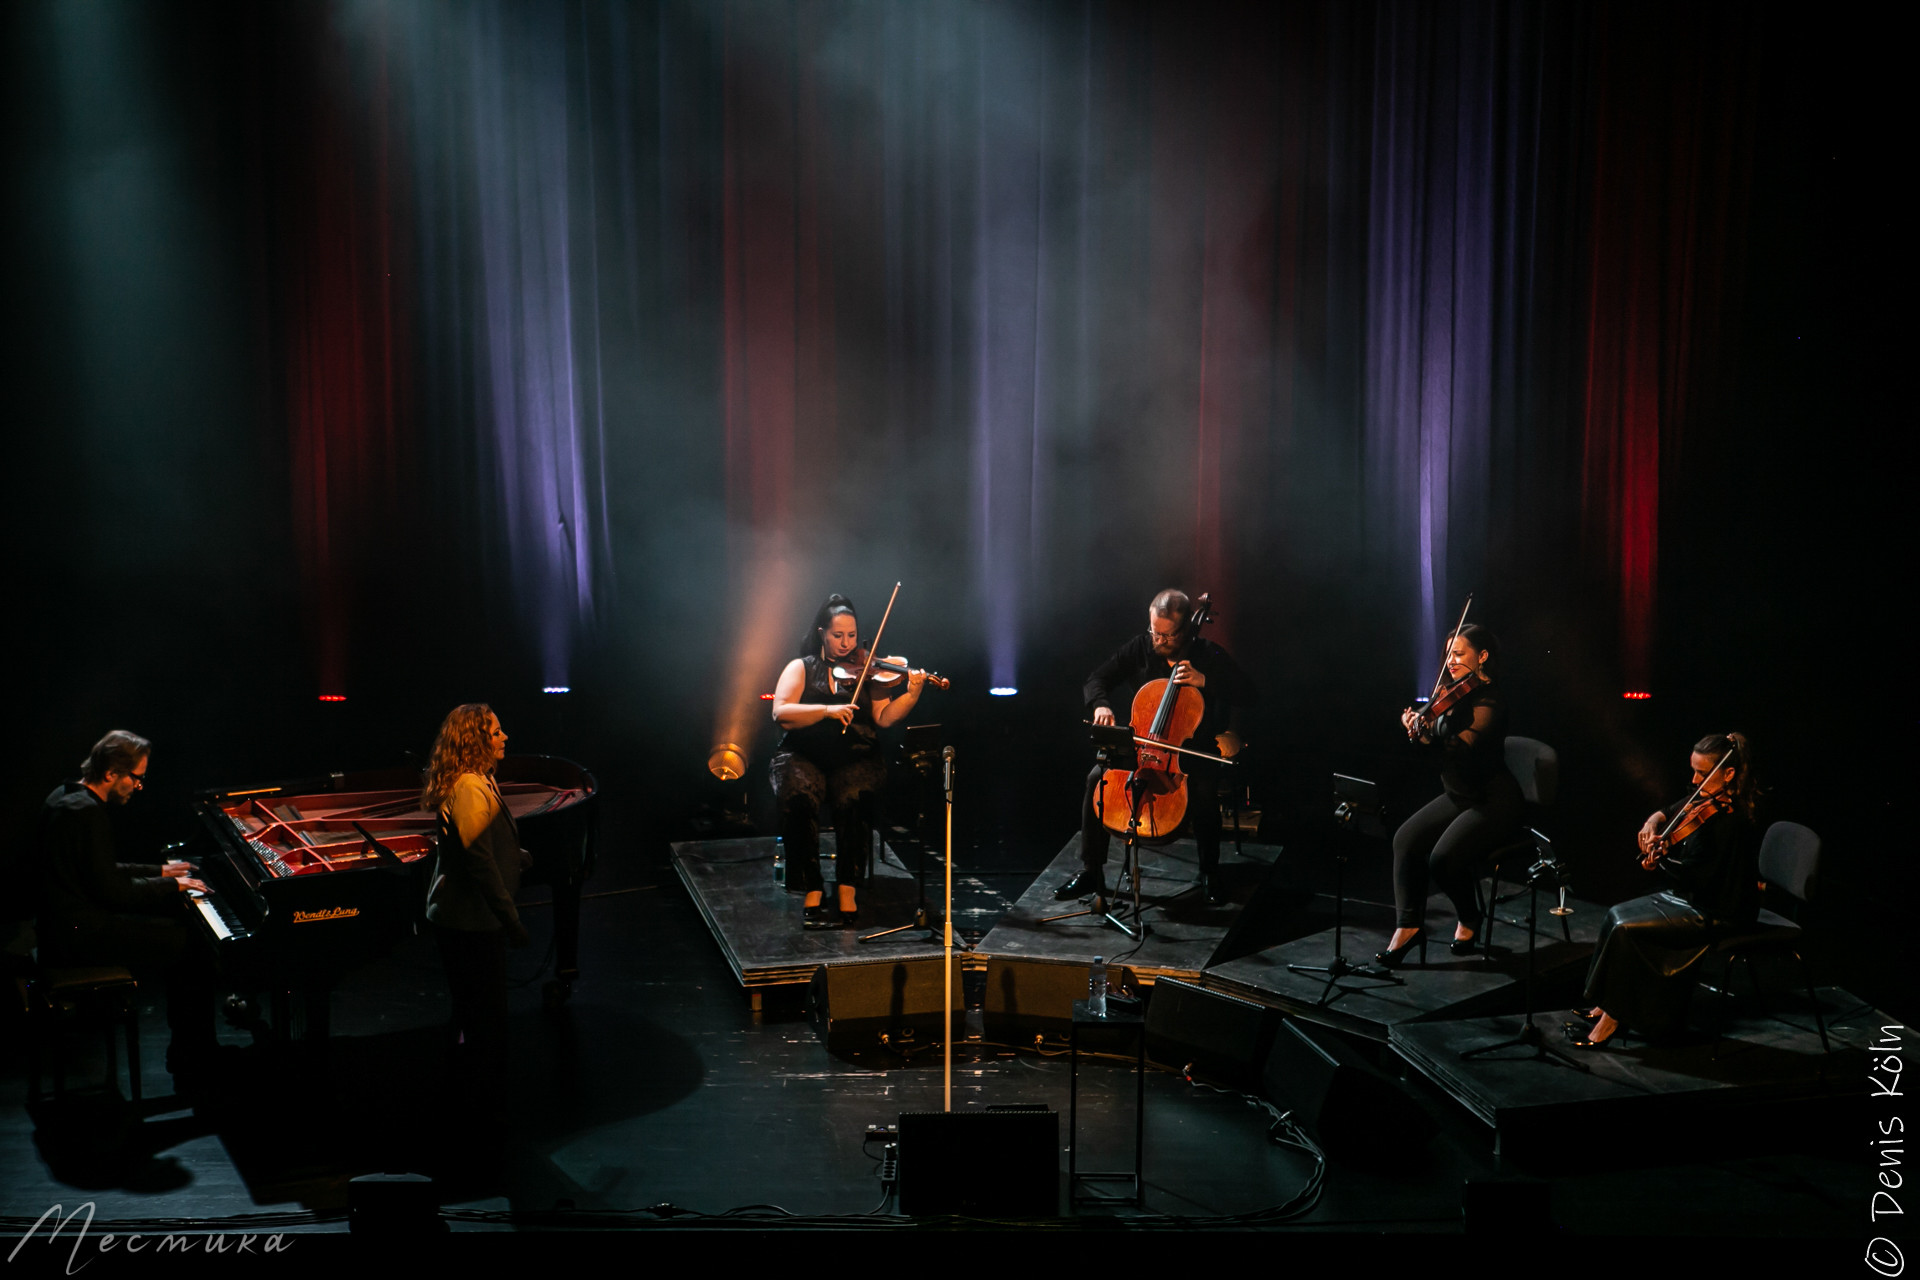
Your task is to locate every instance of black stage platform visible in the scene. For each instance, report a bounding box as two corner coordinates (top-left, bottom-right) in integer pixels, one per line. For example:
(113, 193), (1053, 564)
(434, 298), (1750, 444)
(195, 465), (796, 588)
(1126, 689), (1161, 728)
(1203, 893), (1603, 1041)
(971, 835), (1281, 982)
(673, 834), (1283, 991)
(670, 836), (951, 992)
(1391, 985), (1884, 1163)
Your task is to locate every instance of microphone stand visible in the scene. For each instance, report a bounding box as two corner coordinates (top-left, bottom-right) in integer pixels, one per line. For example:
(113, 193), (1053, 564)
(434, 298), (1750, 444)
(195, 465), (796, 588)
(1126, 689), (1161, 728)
(1459, 845), (1588, 1073)
(1041, 728), (1145, 938)
(942, 746), (954, 1110)
(860, 735), (972, 950)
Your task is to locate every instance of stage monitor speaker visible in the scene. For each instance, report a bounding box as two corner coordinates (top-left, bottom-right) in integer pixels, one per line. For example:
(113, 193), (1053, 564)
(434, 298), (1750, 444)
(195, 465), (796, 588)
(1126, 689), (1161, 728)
(1143, 976), (1282, 1091)
(1261, 1018), (1434, 1158)
(981, 957), (1136, 1048)
(806, 959), (962, 1057)
(896, 1109), (1058, 1217)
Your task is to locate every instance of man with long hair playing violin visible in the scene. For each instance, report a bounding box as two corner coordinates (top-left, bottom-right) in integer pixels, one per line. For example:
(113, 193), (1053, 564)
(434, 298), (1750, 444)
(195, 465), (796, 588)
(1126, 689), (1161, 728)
(1570, 732), (1761, 1049)
(771, 594), (930, 929)
(1056, 589), (1255, 907)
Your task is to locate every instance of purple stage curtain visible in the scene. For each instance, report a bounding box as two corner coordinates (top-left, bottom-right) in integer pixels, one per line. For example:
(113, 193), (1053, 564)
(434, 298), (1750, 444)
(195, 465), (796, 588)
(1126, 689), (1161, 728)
(250, 0), (1767, 703)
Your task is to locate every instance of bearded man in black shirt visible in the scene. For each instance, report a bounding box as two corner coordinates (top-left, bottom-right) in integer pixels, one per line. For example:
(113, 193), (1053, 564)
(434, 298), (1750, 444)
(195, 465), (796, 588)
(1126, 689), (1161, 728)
(39, 730), (222, 1092)
(1056, 590), (1255, 906)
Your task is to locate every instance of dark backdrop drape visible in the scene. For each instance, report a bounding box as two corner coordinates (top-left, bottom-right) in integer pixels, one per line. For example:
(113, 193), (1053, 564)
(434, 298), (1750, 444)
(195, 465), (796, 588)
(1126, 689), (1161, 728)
(2, 1), (1899, 945)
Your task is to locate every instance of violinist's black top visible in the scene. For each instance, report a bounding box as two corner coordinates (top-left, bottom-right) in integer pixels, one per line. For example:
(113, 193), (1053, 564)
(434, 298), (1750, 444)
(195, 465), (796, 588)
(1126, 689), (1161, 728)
(777, 654), (879, 770)
(1423, 682), (1510, 803)
(1655, 800), (1761, 924)
(1084, 636), (1256, 750)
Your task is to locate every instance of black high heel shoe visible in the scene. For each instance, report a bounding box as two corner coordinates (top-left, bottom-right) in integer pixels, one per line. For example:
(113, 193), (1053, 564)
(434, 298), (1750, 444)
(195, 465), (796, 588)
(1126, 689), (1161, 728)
(803, 904), (835, 930)
(1450, 932), (1479, 955)
(1373, 933), (1427, 968)
(1564, 1021), (1614, 1050)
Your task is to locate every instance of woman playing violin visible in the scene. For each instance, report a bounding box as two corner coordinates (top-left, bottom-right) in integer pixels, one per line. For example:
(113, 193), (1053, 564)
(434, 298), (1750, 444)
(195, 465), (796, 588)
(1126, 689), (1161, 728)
(770, 594), (929, 929)
(1569, 733), (1760, 1048)
(1377, 623), (1518, 966)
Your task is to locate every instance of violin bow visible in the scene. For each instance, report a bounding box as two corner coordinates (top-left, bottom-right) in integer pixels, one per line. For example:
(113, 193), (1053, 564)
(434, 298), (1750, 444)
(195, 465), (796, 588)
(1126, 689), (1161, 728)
(1428, 594), (1474, 703)
(1655, 739), (1738, 845)
(840, 581), (901, 734)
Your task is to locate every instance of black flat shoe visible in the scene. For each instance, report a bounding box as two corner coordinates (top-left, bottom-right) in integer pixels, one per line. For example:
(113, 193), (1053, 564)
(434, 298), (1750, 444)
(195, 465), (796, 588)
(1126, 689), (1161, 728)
(837, 907), (859, 927)
(1202, 872), (1228, 906)
(1054, 869), (1106, 901)
(1564, 1022), (1613, 1049)
(803, 904), (835, 930)
(1373, 933), (1428, 968)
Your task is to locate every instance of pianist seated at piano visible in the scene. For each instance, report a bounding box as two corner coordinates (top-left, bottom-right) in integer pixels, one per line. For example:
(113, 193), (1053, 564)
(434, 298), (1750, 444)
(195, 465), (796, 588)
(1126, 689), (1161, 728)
(37, 730), (225, 1093)
(421, 703), (531, 1157)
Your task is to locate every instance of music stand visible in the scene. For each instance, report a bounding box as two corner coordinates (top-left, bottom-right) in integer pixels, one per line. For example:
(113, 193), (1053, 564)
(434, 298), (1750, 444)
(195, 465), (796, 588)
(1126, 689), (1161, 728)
(1040, 724), (1147, 940)
(1287, 774), (1404, 1003)
(860, 725), (971, 950)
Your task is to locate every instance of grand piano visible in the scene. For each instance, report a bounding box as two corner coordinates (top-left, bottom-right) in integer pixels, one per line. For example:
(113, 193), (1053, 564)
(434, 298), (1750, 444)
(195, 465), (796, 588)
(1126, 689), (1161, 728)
(187, 755), (596, 1042)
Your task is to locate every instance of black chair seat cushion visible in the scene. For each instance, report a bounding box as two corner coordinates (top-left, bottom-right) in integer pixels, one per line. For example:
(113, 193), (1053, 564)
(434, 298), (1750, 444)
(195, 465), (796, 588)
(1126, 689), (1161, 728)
(1714, 908), (1801, 952)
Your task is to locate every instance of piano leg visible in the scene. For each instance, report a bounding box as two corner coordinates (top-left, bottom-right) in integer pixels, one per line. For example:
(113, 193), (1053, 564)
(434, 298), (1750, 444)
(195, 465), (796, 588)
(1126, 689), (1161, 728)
(269, 989), (333, 1056)
(298, 990), (331, 1049)
(543, 873), (581, 1010)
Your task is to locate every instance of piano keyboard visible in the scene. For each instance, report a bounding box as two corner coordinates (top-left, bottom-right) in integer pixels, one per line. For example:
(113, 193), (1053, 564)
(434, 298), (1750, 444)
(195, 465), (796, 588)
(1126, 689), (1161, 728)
(189, 891), (242, 941)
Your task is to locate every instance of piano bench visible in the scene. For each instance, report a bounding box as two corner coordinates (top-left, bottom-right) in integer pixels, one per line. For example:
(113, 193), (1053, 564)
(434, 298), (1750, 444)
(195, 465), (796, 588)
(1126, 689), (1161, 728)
(27, 966), (143, 1106)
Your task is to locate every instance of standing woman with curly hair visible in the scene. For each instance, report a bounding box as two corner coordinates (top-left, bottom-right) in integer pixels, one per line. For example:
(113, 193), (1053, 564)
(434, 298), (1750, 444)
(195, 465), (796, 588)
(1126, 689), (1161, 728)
(421, 703), (530, 1173)
(1569, 733), (1762, 1049)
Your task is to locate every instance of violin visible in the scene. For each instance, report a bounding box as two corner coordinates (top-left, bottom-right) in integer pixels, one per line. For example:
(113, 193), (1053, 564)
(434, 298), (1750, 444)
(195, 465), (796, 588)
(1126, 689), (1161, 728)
(1097, 593), (1217, 841)
(832, 647), (951, 692)
(1408, 668), (1490, 740)
(1644, 793), (1730, 865)
(1405, 594), (1486, 741)
(1641, 749), (1737, 867)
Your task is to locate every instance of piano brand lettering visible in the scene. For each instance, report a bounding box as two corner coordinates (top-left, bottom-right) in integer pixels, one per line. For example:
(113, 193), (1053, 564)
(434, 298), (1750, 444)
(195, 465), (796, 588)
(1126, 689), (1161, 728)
(8, 1203), (291, 1272)
(291, 907), (361, 923)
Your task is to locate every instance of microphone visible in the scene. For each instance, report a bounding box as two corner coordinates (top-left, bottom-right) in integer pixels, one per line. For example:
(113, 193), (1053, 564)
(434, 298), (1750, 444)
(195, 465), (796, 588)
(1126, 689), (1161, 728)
(943, 745), (954, 795)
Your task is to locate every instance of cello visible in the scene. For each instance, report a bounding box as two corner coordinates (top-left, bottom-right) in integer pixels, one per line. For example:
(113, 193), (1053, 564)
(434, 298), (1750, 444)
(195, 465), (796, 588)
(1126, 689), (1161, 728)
(1097, 593), (1220, 840)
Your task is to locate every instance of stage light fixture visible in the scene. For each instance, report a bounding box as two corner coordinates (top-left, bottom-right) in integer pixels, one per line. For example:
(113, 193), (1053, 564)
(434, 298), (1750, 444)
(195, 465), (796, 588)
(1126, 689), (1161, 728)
(543, 686), (571, 694)
(1622, 691), (1651, 700)
(708, 742), (748, 781)
(318, 694), (347, 703)
(989, 687), (1018, 697)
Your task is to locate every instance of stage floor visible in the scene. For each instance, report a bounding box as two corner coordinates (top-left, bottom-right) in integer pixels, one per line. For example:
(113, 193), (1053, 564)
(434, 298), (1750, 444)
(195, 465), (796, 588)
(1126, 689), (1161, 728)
(965, 834), (1282, 983)
(0, 818), (1887, 1248)
(1203, 893), (1603, 1041)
